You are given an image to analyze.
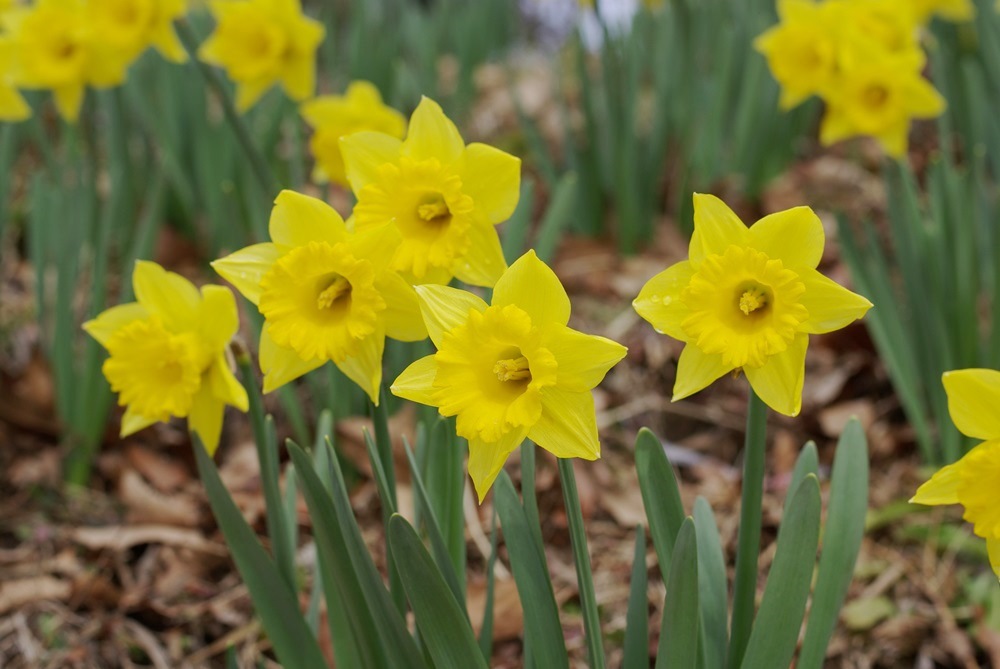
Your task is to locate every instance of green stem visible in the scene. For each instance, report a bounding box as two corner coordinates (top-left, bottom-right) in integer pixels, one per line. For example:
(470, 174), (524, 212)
(237, 348), (296, 593)
(558, 459), (606, 669)
(727, 388), (768, 669)
(175, 21), (281, 198)
(370, 392), (405, 615)
(520, 441), (544, 551)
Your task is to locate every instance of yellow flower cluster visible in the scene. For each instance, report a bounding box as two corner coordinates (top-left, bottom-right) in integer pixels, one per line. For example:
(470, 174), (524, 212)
(755, 0), (958, 157)
(0, 0), (188, 122)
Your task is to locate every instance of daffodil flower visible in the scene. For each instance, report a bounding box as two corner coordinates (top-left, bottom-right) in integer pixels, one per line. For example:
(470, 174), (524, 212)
(340, 96), (521, 287)
(2, 0), (132, 122)
(392, 251), (627, 501)
(199, 0), (324, 112)
(301, 81), (407, 186)
(83, 261), (248, 454)
(212, 190), (427, 402)
(911, 369), (1000, 577)
(633, 194), (872, 416)
(820, 47), (944, 158)
(89, 0), (188, 64)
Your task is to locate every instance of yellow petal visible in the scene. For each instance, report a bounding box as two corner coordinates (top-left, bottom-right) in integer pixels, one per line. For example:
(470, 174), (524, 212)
(340, 131), (403, 194)
(151, 26), (187, 63)
(905, 78), (946, 119)
(198, 285), (240, 352)
(377, 272), (427, 342)
(83, 302), (148, 347)
(529, 389), (601, 460)
(910, 461), (962, 506)
(988, 538), (1000, 579)
(632, 260), (695, 341)
(799, 268), (873, 334)
(745, 333), (808, 417)
(235, 80), (272, 113)
(120, 406), (157, 438)
(874, 126), (908, 160)
(491, 250), (568, 326)
(335, 328), (385, 405)
(260, 325), (324, 393)
(269, 190), (347, 249)
(819, 107), (856, 148)
(211, 242), (281, 306)
(673, 344), (733, 401)
(402, 96), (465, 164)
(748, 206), (825, 269)
(207, 356), (249, 411)
(189, 384), (225, 455)
(690, 193), (749, 263)
(348, 222), (402, 272)
(450, 220), (507, 288)
(459, 143), (521, 223)
(942, 369), (1000, 440)
(415, 284), (488, 348)
(468, 427), (529, 503)
(53, 84), (84, 123)
(133, 260), (201, 332)
(390, 355), (439, 406)
(0, 85), (30, 122)
(545, 325), (627, 392)
(280, 56), (316, 102)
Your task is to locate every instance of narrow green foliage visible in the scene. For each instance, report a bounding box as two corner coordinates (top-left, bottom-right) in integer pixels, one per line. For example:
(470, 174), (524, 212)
(693, 497), (728, 669)
(635, 428), (686, 572)
(622, 525), (649, 669)
(479, 509), (500, 660)
(655, 518), (700, 669)
(388, 516), (487, 669)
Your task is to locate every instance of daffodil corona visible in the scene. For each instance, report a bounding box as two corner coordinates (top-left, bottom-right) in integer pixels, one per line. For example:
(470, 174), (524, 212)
(912, 369), (1000, 577)
(212, 190), (427, 402)
(199, 0), (324, 111)
(392, 251), (627, 500)
(84, 261), (248, 453)
(301, 81), (407, 186)
(341, 97), (520, 287)
(633, 194), (872, 416)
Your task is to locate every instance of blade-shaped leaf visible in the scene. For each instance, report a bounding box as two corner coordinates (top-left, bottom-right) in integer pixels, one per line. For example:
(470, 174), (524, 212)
(655, 518), (699, 669)
(783, 441), (818, 518)
(694, 497), (727, 669)
(636, 428), (686, 570)
(388, 515), (487, 669)
(622, 525), (649, 669)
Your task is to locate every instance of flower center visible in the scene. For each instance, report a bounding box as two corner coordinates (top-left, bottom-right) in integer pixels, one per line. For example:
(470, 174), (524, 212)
(681, 245), (809, 369)
(862, 84), (890, 110)
(494, 355), (531, 383)
(417, 193), (452, 225)
(316, 275), (351, 310)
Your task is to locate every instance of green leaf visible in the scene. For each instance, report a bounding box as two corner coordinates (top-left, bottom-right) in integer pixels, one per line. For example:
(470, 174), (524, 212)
(783, 441), (818, 518)
(740, 475), (821, 669)
(693, 497), (728, 669)
(622, 525), (649, 669)
(193, 438), (327, 669)
(287, 441), (425, 669)
(388, 515), (488, 669)
(655, 518), (700, 669)
(635, 428), (686, 571)
(798, 420), (869, 669)
(479, 508), (499, 660)
(494, 472), (569, 669)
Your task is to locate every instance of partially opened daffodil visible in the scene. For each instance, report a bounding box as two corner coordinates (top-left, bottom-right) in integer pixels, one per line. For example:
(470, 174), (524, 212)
(212, 190), (427, 402)
(83, 261), (248, 454)
(633, 194), (872, 416)
(340, 96), (520, 287)
(912, 369), (1000, 577)
(391, 251), (627, 501)
(199, 0), (324, 111)
(301, 80), (407, 186)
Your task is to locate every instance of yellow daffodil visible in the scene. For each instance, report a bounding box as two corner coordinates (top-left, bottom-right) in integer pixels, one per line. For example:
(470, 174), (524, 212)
(2, 0), (131, 122)
(88, 0), (188, 64)
(0, 39), (30, 121)
(911, 0), (975, 22)
(911, 369), (1000, 577)
(212, 190), (427, 402)
(754, 0), (844, 109)
(392, 251), (627, 501)
(300, 81), (406, 186)
(340, 96), (520, 287)
(83, 261), (248, 454)
(633, 194), (872, 417)
(836, 0), (921, 58)
(199, 0), (324, 112)
(820, 48), (944, 158)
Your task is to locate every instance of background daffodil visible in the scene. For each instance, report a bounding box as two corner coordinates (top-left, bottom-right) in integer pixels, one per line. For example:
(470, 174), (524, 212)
(212, 189), (427, 402)
(911, 369), (1000, 577)
(633, 193), (872, 416)
(340, 96), (521, 287)
(198, 0), (324, 111)
(300, 80), (407, 186)
(391, 250), (627, 501)
(83, 261), (248, 454)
